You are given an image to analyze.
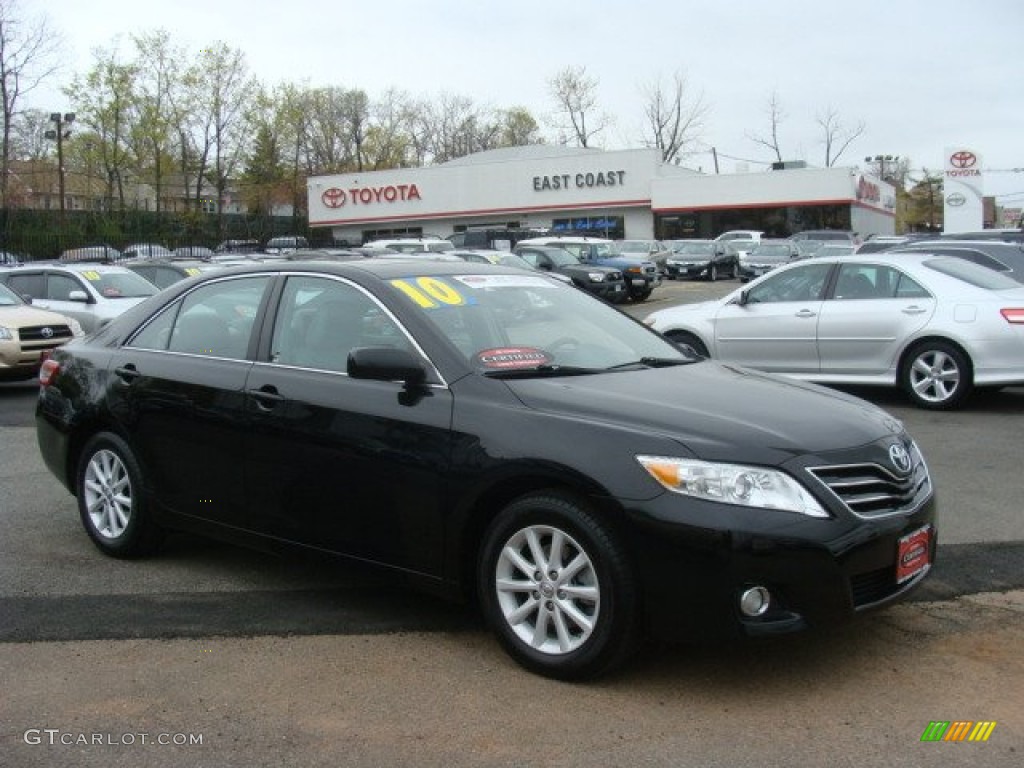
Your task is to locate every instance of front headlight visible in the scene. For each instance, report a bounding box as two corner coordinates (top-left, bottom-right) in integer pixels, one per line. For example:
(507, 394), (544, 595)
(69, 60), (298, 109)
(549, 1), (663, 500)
(68, 318), (85, 336)
(587, 272), (606, 282)
(636, 455), (828, 518)
(0, 325), (13, 341)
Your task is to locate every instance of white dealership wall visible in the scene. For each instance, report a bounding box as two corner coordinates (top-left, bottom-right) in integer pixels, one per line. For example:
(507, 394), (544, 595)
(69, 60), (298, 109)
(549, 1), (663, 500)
(307, 146), (895, 242)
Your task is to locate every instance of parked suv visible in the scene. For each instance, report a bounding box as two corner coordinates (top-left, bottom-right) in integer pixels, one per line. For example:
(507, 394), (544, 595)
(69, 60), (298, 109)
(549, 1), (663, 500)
(0, 281), (83, 380)
(447, 228), (547, 251)
(0, 262), (159, 333)
(365, 237), (456, 254)
(264, 235), (310, 255)
(514, 244), (627, 302)
(515, 236), (660, 301)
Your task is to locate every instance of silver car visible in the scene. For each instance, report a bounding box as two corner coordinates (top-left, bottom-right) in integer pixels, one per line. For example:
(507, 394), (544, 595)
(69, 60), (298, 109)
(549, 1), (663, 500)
(643, 252), (1024, 409)
(0, 263), (159, 333)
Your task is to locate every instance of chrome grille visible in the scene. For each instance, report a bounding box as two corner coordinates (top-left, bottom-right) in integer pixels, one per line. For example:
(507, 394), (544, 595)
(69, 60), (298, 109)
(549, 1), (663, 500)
(20, 324), (73, 343)
(807, 447), (930, 518)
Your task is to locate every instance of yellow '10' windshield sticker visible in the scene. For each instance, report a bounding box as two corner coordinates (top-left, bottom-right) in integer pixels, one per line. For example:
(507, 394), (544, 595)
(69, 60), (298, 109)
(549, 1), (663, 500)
(390, 277), (467, 309)
(390, 274), (556, 309)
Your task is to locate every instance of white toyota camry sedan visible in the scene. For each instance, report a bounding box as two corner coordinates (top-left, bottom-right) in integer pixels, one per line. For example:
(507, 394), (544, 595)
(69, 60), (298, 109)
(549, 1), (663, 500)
(644, 251), (1024, 409)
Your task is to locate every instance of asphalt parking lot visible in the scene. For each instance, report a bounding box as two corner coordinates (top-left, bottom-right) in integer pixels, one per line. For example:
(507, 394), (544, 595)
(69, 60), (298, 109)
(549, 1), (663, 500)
(2, 276), (1023, 767)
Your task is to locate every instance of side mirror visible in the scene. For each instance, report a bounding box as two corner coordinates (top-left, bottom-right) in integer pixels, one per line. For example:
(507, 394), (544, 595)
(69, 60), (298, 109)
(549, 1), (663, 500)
(68, 290), (90, 303)
(736, 289), (750, 307)
(348, 346), (427, 387)
(21, 294), (34, 304)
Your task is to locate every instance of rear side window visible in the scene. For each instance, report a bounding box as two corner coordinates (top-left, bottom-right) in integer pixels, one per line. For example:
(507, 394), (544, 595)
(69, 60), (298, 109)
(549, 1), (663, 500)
(4, 272), (45, 298)
(923, 257), (1018, 289)
(929, 248), (1008, 273)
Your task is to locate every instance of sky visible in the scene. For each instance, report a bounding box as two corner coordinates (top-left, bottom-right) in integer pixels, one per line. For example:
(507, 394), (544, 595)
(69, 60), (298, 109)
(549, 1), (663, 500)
(21, 0), (1024, 207)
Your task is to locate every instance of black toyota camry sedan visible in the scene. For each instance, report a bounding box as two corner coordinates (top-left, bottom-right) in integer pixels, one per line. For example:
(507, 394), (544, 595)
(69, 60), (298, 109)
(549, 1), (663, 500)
(35, 259), (936, 680)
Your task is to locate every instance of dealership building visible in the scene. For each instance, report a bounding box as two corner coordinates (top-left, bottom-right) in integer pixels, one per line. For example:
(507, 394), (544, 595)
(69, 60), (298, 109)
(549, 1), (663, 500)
(307, 145), (896, 245)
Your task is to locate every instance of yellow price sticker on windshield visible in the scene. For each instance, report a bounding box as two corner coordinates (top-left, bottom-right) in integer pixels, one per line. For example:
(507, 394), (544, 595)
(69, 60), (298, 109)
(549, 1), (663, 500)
(390, 277), (466, 309)
(81, 270), (102, 281)
(185, 268), (201, 276)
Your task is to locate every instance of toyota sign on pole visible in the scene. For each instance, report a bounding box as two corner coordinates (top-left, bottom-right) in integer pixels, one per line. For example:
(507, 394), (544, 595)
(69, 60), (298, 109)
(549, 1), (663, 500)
(943, 147), (984, 233)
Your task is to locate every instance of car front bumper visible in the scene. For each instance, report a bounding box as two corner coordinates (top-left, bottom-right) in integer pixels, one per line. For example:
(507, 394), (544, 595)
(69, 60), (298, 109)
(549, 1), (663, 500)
(614, 490), (937, 642)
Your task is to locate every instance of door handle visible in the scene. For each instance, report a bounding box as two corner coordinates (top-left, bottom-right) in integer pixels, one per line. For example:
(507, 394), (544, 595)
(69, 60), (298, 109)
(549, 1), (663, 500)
(794, 309), (817, 318)
(248, 385), (284, 410)
(114, 364), (140, 384)
(902, 306), (928, 315)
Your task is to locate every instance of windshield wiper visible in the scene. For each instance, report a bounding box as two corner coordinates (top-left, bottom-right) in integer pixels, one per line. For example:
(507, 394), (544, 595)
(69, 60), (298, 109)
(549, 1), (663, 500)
(604, 357), (695, 371)
(482, 364), (604, 379)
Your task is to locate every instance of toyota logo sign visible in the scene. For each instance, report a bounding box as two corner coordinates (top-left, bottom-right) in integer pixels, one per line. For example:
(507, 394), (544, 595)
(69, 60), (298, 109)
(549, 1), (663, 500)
(321, 188), (347, 209)
(949, 151), (977, 169)
(41, 326), (54, 338)
(946, 192), (967, 207)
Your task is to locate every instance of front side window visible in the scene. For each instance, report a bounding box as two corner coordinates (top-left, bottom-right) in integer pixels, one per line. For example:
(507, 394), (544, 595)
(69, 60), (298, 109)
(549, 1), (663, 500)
(269, 275), (412, 372)
(46, 274), (87, 301)
(745, 263), (832, 304)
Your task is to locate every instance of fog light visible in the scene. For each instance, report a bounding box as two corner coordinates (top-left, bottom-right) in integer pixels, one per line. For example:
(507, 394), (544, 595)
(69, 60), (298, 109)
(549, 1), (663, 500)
(739, 586), (771, 617)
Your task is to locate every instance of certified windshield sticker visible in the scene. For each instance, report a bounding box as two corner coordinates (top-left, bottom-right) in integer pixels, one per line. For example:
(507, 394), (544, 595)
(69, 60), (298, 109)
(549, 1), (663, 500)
(475, 347), (552, 370)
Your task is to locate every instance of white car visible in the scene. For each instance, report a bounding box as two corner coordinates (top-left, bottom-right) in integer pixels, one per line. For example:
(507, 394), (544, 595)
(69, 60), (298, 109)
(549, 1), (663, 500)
(644, 251), (1024, 409)
(0, 263), (159, 333)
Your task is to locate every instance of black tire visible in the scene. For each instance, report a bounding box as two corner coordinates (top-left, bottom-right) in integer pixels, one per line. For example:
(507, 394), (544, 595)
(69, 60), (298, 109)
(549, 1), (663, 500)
(631, 287), (653, 302)
(729, 260), (739, 279)
(666, 330), (709, 358)
(707, 262), (718, 282)
(478, 492), (638, 681)
(76, 432), (163, 557)
(900, 341), (973, 410)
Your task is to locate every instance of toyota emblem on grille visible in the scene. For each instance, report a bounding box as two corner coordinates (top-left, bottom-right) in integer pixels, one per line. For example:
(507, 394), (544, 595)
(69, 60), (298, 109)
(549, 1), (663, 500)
(41, 326), (54, 338)
(889, 444), (912, 474)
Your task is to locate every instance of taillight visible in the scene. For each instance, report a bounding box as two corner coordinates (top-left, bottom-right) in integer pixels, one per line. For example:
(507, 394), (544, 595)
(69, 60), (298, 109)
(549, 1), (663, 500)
(1001, 308), (1024, 324)
(39, 358), (60, 387)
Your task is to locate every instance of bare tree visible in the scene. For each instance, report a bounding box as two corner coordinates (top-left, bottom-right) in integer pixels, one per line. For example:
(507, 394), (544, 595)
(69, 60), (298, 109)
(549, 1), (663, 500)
(188, 42), (256, 234)
(0, 0), (60, 206)
(548, 66), (611, 148)
(363, 88), (417, 170)
(817, 106), (864, 167)
(746, 89), (786, 162)
(639, 69), (709, 163)
(130, 30), (185, 213)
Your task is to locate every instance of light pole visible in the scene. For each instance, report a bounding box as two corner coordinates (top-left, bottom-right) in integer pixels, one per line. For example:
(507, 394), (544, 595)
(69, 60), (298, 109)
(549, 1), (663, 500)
(44, 112), (75, 220)
(865, 154), (900, 184)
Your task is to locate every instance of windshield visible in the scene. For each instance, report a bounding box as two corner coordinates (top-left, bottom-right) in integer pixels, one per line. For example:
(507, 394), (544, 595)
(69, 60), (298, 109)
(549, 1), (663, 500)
(616, 241), (651, 253)
(78, 269), (161, 299)
(672, 242), (715, 255)
(750, 245), (794, 261)
(386, 273), (687, 373)
(0, 282), (25, 306)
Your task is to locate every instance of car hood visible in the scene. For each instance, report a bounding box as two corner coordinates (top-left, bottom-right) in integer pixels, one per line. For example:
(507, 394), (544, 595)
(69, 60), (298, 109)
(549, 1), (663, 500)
(503, 362), (900, 464)
(0, 304), (73, 327)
